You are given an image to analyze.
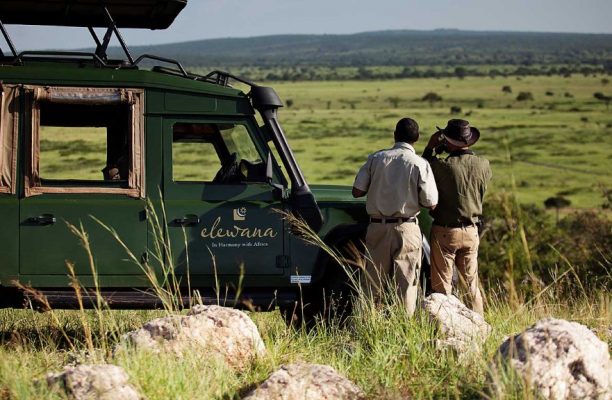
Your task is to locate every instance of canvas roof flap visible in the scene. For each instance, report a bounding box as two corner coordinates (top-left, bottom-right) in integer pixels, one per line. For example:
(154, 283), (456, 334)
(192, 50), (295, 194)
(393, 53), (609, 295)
(0, 0), (187, 29)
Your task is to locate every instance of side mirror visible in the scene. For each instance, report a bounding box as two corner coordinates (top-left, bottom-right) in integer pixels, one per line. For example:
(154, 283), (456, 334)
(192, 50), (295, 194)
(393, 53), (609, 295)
(266, 152), (287, 200)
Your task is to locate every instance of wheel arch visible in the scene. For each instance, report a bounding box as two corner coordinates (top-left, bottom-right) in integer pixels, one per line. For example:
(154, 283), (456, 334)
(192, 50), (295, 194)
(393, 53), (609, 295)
(310, 222), (368, 285)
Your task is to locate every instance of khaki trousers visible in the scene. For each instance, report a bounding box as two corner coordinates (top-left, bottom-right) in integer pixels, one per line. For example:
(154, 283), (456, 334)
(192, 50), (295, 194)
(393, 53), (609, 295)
(430, 225), (484, 315)
(362, 221), (422, 315)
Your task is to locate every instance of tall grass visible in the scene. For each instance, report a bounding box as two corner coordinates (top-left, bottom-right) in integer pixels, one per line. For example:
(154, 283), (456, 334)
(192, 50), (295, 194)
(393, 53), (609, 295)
(92, 197), (189, 313)
(0, 200), (610, 399)
(1, 281), (609, 398)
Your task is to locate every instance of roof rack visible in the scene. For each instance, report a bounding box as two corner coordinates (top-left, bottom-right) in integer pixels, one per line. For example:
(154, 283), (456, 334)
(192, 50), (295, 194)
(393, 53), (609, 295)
(204, 70), (257, 87)
(0, 3), (256, 90)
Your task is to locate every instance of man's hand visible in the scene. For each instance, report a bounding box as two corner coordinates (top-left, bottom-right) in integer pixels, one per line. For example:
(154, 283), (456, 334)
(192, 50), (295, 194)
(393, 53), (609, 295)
(352, 187), (367, 198)
(426, 131), (443, 150)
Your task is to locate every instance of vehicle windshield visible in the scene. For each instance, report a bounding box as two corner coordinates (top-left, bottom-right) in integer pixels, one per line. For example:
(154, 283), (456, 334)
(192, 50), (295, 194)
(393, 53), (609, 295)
(218, 124), (261, 164)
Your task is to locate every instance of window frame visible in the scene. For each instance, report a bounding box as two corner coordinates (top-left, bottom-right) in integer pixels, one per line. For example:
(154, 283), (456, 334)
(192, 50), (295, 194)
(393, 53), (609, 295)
(24, 86), (145, 198)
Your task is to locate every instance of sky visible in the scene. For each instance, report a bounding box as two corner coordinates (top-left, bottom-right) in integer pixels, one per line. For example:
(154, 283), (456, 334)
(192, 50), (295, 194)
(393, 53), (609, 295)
(4, 0), (612, 51)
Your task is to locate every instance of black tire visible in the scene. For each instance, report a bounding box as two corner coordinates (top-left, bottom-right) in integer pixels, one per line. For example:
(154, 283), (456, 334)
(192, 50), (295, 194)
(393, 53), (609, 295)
(279, 296), (317, 329)
(315, 262), (355, 325)
(280, 239), (363, 329)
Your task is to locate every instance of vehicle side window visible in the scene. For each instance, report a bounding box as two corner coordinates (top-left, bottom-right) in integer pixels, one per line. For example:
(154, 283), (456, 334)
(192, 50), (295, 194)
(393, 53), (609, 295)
(172, 122), (266, 184)
(172, 123), (223, 182)
(38, 103), (129, 182)
(25, 87), (144, 198)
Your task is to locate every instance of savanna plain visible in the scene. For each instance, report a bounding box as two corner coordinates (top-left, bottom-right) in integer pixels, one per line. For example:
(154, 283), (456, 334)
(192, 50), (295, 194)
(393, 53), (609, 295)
(1, 74), (611, 399)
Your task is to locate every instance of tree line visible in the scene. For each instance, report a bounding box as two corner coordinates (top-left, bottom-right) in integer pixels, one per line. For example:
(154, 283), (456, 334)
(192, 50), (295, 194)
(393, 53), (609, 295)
(121, 29), (612, 74)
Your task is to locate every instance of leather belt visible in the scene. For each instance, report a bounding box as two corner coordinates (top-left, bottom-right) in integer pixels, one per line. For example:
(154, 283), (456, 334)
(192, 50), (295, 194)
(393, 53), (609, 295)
(433, 222), (475, 228)
(370, 216), (417, 224)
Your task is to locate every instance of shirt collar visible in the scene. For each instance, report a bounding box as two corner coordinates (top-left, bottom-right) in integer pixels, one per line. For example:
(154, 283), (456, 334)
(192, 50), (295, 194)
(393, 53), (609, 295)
(393, 142), (416, 152)
(447, 149), (475, 158)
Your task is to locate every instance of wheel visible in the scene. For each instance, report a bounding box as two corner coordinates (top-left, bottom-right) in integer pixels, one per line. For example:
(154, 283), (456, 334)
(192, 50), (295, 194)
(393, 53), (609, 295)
(279, 297), (317, 329)
(280, 239), (363, 329)
(314, 263), (355, 325)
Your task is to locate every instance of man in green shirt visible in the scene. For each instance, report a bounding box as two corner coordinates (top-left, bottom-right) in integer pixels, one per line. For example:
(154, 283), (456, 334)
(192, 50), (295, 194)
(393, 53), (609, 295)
(422, 119), (492, 315)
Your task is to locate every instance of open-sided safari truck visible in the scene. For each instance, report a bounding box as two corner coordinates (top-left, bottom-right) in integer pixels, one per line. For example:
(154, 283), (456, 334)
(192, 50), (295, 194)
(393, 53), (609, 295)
(0, 0), (431, 323)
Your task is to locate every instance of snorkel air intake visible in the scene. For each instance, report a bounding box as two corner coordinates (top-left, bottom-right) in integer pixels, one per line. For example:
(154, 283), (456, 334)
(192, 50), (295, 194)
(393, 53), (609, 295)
(250, 86), (324, 232)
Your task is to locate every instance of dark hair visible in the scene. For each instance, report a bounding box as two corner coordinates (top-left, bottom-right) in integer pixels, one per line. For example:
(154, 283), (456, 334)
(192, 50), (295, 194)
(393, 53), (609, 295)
(394, 118), (420, 143)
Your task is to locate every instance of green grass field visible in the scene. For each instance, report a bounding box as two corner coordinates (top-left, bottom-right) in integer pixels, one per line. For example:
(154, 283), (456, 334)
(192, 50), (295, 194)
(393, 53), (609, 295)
(271, 75), (612, 210)
(38, 75), (611, 209)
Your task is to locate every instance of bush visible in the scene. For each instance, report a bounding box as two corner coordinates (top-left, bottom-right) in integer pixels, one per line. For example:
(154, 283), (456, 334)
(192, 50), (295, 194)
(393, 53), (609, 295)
(450, 105), (462, 114)
(422, 92), (443, 104)
(544, 196), (571, 209)
(593, 92), (611, 109)
(502, 85), (512, 94)
(454, 67), (467, 79)
(479, 193), (612, 291)
(386, 96), (402, 108)
(516, 91), (534, 101)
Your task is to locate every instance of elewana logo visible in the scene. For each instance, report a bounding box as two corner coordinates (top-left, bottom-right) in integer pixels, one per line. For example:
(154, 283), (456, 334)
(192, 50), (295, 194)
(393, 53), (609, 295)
(233, 207), (247, 221)
(200, 217), (278, 239)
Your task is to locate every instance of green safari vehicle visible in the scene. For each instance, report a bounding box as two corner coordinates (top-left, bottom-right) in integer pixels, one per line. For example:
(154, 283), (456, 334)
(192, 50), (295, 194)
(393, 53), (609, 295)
(0, 0), (431, 322)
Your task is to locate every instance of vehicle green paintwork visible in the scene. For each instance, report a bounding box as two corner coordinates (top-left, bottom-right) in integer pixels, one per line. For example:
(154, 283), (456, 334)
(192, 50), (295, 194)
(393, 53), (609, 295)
(0, 60), (434, 308)
(0, 62), (365, 292)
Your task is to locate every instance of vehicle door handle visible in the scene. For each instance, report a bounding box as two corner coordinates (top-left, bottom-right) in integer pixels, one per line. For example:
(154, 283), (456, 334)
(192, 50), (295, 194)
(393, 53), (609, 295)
(173, 215), (200, 226)
(27, 214), (56, 225)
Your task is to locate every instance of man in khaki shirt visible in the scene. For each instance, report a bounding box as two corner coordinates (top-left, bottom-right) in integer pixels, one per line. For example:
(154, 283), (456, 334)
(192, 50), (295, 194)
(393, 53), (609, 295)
(353, 118), (438, 315)
(423, 119), (492, 315)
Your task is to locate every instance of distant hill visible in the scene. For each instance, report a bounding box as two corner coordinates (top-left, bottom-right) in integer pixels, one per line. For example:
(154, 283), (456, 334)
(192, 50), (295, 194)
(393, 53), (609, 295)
(113, 29), (612, 68)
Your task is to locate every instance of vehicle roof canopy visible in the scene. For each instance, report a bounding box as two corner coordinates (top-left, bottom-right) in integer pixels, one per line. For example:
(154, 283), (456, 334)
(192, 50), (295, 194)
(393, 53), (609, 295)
(0, 0), (187, 29)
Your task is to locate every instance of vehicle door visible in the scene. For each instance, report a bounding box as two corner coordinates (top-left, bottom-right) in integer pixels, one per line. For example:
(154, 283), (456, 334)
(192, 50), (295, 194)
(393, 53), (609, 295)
(163, 118), (286, 278)
(19, 86), (148, 278)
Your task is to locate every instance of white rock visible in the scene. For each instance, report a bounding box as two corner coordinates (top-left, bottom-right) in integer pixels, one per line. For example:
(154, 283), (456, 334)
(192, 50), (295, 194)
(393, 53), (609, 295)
(119, 305), (265, 370)
(46, 364), (141, 400)
(422, 293), (491, 351)
(243, 363), (365, 400)
(496, 318), (612, 400)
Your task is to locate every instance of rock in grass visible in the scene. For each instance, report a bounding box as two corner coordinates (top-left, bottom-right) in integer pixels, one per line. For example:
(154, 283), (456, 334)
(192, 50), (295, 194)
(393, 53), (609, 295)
(119, 305), (265, 370)
(496, 318), (612, 400)
(243, 363), (365, 400)
(422, 293), (491, 352)
(46, 364), (141, 400)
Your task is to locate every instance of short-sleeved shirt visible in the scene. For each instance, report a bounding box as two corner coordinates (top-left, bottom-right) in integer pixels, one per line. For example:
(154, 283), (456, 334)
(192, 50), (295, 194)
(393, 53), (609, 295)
(423, 148), (492, 226)
(353, 142), (438, 218)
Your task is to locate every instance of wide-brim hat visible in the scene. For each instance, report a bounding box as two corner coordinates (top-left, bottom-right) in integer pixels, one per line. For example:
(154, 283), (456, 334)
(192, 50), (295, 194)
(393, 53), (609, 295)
(437, 119), (480, 147)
